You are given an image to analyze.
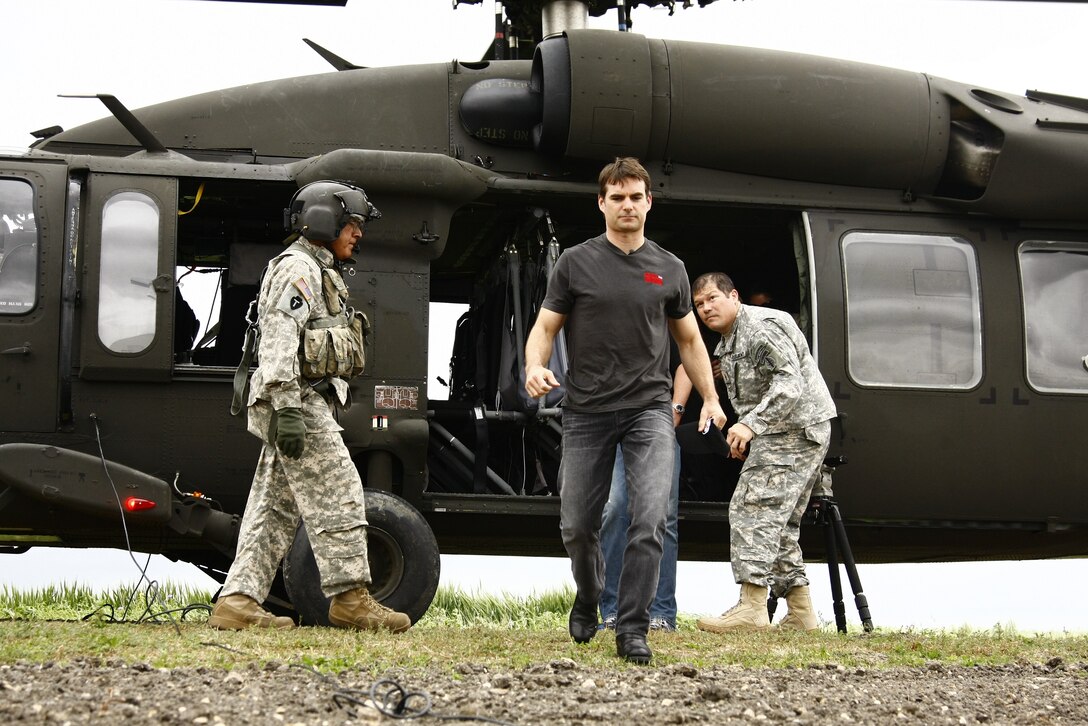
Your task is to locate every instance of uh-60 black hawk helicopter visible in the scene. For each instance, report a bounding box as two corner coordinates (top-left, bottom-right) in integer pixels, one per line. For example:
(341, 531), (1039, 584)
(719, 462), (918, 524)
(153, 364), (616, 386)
(1, 0), (1086, 627)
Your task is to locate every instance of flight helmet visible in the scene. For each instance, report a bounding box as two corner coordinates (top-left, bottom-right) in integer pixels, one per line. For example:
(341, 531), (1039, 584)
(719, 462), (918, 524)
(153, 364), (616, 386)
(284, 180), (382, 243)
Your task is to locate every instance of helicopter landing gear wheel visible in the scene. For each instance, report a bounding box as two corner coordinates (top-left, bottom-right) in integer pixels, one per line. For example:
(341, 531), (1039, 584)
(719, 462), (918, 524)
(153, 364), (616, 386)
(282, 489), (440, 625)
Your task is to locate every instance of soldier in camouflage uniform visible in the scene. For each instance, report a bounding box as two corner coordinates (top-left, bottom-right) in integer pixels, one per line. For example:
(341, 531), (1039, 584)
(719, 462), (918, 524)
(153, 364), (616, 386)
(691, 272), (836, 633)
(209, 181), (410, 633)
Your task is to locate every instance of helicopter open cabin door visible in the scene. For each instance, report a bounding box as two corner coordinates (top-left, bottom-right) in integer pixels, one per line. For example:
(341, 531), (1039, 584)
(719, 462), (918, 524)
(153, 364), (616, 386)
(0, 161), (68, 433)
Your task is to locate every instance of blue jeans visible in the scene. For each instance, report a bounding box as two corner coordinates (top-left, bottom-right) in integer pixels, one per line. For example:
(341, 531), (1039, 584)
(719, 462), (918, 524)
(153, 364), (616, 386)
(558, 405), (675, 636)
(599, 441), (680, 627)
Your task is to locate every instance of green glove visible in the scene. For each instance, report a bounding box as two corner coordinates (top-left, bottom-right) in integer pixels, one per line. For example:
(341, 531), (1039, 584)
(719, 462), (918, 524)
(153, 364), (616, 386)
(273, 407), (306, 460)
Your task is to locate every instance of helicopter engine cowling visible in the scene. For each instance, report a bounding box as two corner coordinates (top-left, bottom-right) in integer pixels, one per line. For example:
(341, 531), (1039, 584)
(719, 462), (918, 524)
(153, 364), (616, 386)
(458, 29), (1088, 218)
(527, 29), (947, 194)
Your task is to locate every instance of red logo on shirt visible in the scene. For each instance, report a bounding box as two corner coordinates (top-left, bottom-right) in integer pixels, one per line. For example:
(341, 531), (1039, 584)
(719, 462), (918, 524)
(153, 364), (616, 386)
(644, 272), (663, 285)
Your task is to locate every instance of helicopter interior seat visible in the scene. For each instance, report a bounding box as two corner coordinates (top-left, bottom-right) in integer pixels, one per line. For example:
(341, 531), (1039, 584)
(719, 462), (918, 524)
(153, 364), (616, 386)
(173, 288), (200, 364)
(190, 277), (254, 367)
(212, 281), (255, 367)
(430, 402), (559, 496)
(426, 399), (489, 494)
(190, 241), (277, 367)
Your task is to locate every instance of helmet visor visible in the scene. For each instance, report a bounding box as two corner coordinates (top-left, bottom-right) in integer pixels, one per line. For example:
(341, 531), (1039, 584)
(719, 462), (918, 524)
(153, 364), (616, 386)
(345, 213), (369, 233)
(335, 189), (382, 223)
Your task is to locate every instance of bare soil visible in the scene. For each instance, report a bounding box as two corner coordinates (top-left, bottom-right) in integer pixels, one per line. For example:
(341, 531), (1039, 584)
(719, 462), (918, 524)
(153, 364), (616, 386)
(1, 656), (1085, 725)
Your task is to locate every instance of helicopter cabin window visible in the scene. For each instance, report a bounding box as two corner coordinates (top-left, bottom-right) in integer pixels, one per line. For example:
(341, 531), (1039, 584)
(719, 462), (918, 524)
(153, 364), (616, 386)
(1019, 240), (1088, 394)
(842, 232), (982, 389)
(98, 191), (160, 354)
(0, 177), (38, 314)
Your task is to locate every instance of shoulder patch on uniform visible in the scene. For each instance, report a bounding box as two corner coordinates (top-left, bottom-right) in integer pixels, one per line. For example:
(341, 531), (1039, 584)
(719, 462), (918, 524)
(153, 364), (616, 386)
(754, 342), (784, 372)
(293, 277), (315, 302)
(277, 282), (311, 320)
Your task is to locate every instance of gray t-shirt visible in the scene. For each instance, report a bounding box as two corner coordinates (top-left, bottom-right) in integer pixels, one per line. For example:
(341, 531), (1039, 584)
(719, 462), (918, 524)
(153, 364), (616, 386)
(542, 234), (692, 412)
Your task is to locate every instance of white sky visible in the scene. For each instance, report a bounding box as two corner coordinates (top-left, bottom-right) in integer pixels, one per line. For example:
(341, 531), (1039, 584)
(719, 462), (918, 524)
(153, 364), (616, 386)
(3, 0), (1088, 633)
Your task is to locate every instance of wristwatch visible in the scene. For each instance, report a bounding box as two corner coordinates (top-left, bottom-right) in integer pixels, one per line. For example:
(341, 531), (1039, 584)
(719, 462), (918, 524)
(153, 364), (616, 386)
(671, 402), (685, 414)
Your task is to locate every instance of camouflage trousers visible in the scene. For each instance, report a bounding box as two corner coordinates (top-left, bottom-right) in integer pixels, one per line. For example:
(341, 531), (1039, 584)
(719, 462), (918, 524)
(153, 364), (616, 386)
(728, 420), (830, 597)
(222, 431), (371, 601)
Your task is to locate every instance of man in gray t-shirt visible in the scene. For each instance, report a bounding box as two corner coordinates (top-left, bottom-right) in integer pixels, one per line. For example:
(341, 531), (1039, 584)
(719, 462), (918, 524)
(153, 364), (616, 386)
(542, 232), (688, 411)
(525, 157), (725, 664)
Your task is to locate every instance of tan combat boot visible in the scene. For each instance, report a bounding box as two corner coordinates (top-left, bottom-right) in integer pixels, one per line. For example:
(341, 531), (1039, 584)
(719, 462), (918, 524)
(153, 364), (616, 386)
(208, 594), (296, 630)
(696, 582), (771, 633)
(777, 585), (819, 631)
(328, 587), (411, 633)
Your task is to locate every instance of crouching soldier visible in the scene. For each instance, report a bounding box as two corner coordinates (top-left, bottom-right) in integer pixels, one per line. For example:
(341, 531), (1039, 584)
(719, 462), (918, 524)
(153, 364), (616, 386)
(692, 272), (836, 633)
(209, 181), (410, 633)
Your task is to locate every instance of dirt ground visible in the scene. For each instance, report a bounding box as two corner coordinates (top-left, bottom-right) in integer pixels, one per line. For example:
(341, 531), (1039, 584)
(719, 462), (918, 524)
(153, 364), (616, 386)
(1, 657), (1085, 725)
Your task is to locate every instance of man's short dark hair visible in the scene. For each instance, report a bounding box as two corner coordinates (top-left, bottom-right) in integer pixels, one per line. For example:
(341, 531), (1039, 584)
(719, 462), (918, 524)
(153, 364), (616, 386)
(692, 272), (736, 297)
(598, 157), (651, 197)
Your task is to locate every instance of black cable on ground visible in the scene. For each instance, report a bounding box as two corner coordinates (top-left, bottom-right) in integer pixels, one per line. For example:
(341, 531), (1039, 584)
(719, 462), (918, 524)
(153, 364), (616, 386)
(81, 414), (211, 632)
(199, 642), (250, 656)
(291, 664), (518, 725)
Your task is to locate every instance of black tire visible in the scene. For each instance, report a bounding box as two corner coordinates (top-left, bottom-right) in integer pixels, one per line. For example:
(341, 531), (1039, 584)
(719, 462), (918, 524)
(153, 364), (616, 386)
(282, 489), (440, 625)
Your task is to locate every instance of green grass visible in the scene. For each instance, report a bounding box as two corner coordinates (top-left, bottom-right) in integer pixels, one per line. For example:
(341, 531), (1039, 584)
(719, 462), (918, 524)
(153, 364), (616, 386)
(2, 583), (1087, 672)
(421, 585), (572, 629)
(0, 581), (213, 622)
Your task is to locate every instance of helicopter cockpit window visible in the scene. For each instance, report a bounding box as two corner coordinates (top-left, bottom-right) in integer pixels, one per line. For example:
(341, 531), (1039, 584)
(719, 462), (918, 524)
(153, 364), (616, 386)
(98, 191), (160, 354)
(0, 178), (38, 314)
(842, 232), (982, 389)
(1019, 241), (1088, 394)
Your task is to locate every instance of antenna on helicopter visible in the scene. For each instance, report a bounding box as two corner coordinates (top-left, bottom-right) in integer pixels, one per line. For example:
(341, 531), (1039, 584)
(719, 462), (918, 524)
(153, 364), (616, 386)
(58, 94), (169, 155)
(303, 38), (365, 71)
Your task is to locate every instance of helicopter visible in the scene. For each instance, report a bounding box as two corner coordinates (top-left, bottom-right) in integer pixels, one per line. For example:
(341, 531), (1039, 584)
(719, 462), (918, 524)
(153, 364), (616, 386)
(1, 0), (1086, 626)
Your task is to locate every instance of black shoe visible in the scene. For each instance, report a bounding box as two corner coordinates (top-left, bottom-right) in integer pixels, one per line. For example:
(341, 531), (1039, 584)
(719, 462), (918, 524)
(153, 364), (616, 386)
(616, 633), (653, 665)
(568, 598), (599, 644)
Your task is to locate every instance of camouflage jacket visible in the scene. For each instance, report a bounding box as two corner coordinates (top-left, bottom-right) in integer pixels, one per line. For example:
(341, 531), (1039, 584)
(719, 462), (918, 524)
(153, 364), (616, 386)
(713, 304), (836, 436)
(246, 238), (344, 438)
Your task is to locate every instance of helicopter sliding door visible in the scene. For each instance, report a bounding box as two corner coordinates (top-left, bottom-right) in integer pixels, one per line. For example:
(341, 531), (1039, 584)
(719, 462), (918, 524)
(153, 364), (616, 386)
(0, 161), (67, 433)
(809, 210), (1088, 549)
(811, 210), (987, 528)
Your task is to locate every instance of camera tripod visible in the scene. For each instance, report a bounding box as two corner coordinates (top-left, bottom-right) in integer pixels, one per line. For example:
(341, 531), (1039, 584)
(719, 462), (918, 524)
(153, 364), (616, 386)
(768, 456), (874, 633)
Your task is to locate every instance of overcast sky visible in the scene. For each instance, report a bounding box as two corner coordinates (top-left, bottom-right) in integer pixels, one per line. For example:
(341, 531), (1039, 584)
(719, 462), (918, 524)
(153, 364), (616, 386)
(3, 0), (1087, 633)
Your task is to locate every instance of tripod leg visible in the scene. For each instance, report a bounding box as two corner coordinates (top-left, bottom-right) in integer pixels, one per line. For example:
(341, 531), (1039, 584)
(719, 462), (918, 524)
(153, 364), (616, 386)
(823, 512), (847, 633)
(828, 501), (873, 632)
